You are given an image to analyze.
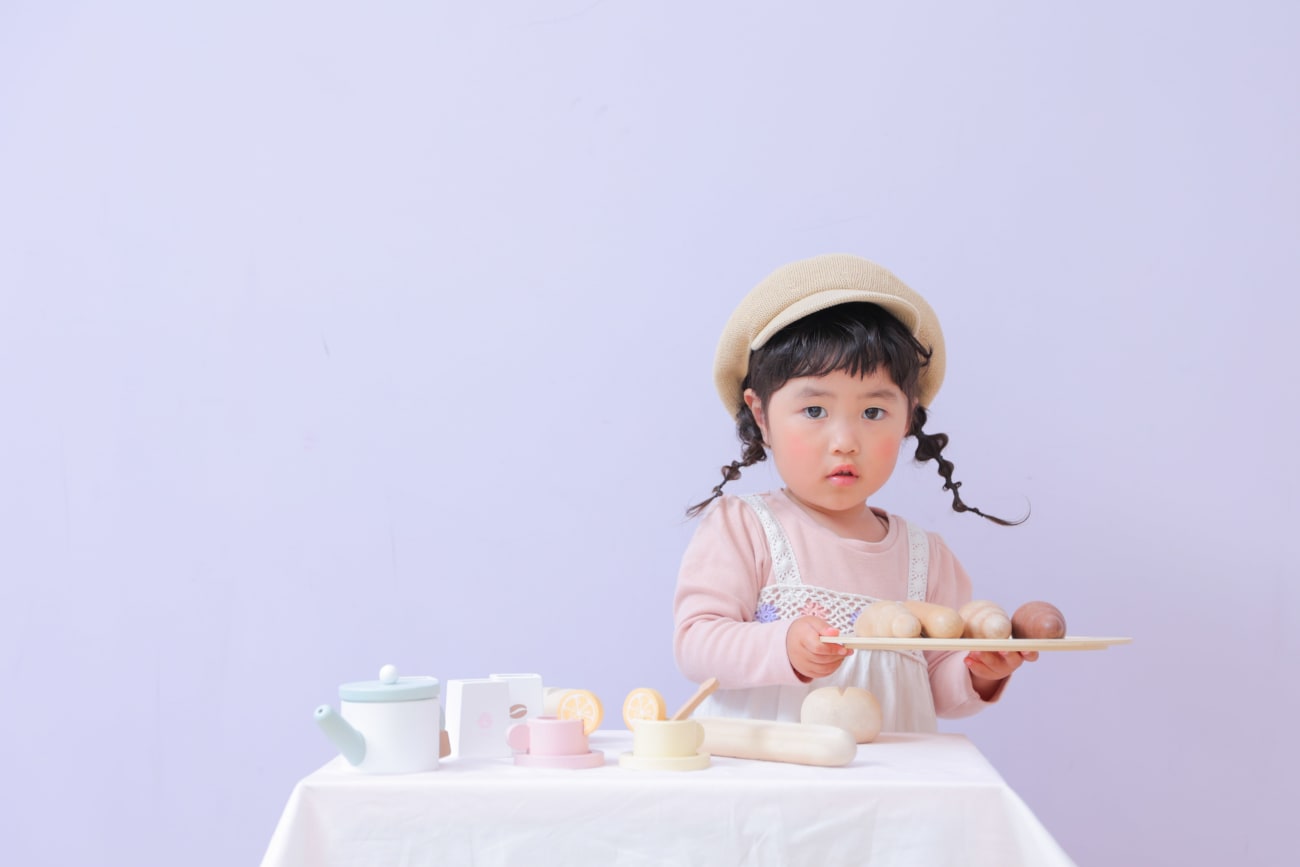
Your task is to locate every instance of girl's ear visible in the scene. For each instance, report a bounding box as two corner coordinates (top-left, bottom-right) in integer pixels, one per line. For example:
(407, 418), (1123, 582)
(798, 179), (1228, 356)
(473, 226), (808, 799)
(743, 389), (768, 438)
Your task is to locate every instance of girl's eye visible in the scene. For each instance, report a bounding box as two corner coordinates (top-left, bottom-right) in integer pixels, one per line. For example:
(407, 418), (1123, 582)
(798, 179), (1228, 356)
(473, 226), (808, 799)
(802, 406), (826, 420)
(863, 407), (885, 420)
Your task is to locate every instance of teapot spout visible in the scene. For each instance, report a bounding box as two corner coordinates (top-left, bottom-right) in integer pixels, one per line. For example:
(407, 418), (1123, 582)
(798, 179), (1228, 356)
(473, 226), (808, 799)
(314, 705), (366, 766)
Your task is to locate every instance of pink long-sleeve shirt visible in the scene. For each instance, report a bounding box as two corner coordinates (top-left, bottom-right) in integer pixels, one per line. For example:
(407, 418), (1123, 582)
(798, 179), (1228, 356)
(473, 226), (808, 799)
(673, 490), (1001, 719)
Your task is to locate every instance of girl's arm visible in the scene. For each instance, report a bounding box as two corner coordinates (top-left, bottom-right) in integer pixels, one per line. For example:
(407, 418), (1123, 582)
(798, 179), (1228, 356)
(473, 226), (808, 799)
(923, 534), (1029, 716)
(673, 497), (809, 689)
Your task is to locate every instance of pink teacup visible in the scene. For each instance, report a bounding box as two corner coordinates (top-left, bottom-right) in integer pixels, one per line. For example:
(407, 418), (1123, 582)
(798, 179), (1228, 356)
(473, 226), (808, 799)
(506, 716), (588, 757)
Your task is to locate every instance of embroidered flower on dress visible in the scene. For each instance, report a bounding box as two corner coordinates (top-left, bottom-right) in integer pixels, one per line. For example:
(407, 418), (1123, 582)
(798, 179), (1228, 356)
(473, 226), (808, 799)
(799, 600), (829, 619)
(755, 602), (778, 623)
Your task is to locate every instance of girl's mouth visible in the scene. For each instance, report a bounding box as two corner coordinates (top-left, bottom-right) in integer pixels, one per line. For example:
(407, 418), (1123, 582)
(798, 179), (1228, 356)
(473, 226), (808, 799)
(828, 466), (859, 484)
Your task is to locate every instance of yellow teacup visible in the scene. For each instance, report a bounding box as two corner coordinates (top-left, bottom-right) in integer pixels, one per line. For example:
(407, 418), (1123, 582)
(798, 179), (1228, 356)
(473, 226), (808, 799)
(631, 719), (704, 759)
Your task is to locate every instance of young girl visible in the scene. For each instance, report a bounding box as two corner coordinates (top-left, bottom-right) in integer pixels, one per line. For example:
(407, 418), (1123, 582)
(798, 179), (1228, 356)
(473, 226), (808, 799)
(673, 253), (1035, 732)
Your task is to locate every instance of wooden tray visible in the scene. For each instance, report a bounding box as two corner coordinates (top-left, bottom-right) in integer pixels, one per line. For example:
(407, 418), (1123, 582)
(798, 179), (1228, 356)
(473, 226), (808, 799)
(820, 635), (1132, 652)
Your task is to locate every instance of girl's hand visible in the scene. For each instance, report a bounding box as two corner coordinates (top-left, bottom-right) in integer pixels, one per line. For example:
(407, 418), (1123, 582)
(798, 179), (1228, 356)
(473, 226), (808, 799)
(965, 650), (1039, 700)
(786, 616), (853, 681)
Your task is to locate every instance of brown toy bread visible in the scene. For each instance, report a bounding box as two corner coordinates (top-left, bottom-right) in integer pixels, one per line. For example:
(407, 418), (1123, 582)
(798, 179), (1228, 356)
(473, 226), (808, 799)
(1011, 601), (1067, 639)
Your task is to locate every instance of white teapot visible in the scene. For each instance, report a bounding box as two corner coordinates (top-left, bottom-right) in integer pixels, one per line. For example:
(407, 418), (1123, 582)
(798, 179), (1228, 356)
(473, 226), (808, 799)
(314, 664), (442, 774)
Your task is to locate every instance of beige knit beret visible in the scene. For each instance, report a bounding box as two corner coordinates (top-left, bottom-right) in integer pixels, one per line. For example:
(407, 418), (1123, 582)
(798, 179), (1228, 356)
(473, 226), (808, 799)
(713, 254), (946, 417)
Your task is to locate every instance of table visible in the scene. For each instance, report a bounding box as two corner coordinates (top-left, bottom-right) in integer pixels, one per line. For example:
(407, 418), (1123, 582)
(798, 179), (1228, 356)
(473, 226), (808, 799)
(261, 731), (1075, 866)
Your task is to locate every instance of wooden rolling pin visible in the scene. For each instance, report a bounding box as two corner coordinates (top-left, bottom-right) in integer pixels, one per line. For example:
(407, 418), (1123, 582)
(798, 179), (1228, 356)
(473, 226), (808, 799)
(697, 717), (857, 767)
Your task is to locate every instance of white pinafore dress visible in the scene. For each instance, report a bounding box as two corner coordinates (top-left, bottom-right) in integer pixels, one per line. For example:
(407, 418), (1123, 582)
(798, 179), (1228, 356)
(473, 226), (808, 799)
(695, 494), (940, 733)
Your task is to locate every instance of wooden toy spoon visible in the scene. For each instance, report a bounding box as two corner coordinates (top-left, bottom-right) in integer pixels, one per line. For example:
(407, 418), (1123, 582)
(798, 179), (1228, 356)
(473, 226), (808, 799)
(670, 677), (719, 721)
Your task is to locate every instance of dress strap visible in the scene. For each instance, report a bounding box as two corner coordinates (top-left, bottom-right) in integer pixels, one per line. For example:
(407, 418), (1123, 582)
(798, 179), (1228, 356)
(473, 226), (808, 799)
(743, 494), (930, 599)
(740, 494), (803, 586)
(905, 521), (930, 601)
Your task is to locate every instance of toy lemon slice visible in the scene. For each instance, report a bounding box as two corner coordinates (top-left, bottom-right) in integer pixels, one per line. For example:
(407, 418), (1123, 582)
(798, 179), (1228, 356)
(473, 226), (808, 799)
(556, 689), (604, 735)
(621, 687), (667, 730)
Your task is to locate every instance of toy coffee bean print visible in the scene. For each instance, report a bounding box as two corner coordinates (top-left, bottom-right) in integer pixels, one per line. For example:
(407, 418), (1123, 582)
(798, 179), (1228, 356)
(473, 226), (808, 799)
(488, 674), (545, 721)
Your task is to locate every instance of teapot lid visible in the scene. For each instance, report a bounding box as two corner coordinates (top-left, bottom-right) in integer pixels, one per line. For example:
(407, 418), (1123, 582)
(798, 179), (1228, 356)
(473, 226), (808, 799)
(339, 665), (440, 702)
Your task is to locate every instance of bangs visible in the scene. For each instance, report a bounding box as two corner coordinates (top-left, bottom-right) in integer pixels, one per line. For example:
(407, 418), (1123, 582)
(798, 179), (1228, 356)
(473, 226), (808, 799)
(745, 303), (929, 403)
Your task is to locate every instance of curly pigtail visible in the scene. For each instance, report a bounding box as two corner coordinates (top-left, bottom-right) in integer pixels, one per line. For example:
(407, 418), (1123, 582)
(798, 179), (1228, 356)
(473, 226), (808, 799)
(686, 406), (767, 518)
(911, 406), (1025, 526)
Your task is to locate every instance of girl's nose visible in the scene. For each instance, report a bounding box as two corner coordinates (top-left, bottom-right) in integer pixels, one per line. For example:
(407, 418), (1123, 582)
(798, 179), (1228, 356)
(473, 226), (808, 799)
(830, 423), (859, 455)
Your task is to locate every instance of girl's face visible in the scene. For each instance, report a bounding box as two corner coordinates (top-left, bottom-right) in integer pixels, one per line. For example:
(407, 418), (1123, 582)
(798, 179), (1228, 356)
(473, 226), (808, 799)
(745, 367), (911, 522)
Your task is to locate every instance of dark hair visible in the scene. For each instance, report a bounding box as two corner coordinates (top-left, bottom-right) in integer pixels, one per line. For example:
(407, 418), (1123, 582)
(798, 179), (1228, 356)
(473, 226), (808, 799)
(687, 303), (1021, 525)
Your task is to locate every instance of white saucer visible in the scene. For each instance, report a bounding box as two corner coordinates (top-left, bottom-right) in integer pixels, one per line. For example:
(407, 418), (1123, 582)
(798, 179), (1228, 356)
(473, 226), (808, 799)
(618, 751), (711, 771)
(514, 750), (605, 770)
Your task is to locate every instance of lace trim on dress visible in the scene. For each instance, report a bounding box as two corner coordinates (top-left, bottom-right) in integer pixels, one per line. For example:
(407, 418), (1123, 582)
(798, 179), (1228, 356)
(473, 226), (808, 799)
(741, 493), (932, 635)
(906, 522), (929, 602)
(742, 494), (802, 587)
(755, 583), (880, 633)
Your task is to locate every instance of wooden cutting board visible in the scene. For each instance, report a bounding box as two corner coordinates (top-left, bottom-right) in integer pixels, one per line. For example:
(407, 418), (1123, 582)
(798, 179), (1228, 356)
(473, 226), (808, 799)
(821, 635), (1132, 652)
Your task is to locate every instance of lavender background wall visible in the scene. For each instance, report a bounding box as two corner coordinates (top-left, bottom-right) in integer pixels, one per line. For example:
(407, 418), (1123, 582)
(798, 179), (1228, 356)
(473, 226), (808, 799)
(2, 2), (1296, 865)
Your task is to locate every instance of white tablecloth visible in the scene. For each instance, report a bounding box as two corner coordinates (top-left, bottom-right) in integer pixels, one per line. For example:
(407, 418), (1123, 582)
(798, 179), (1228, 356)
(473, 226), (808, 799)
(261, 731), (1074, 866)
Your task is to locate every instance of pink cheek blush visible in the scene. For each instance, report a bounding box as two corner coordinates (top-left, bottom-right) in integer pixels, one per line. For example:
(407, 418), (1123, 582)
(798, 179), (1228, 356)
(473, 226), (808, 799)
(870, 441), (902, 465)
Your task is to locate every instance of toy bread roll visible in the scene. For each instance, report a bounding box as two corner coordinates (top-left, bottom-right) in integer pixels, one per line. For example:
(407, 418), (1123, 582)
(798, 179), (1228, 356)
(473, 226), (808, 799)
(900, 600), (964, 638)
(698, 717), (857, 767)
(959, 599), (1013, 639)
(800, 687), (882, 744)
(1012, 601), (1068, 639)
(853, 600), (921, 638)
